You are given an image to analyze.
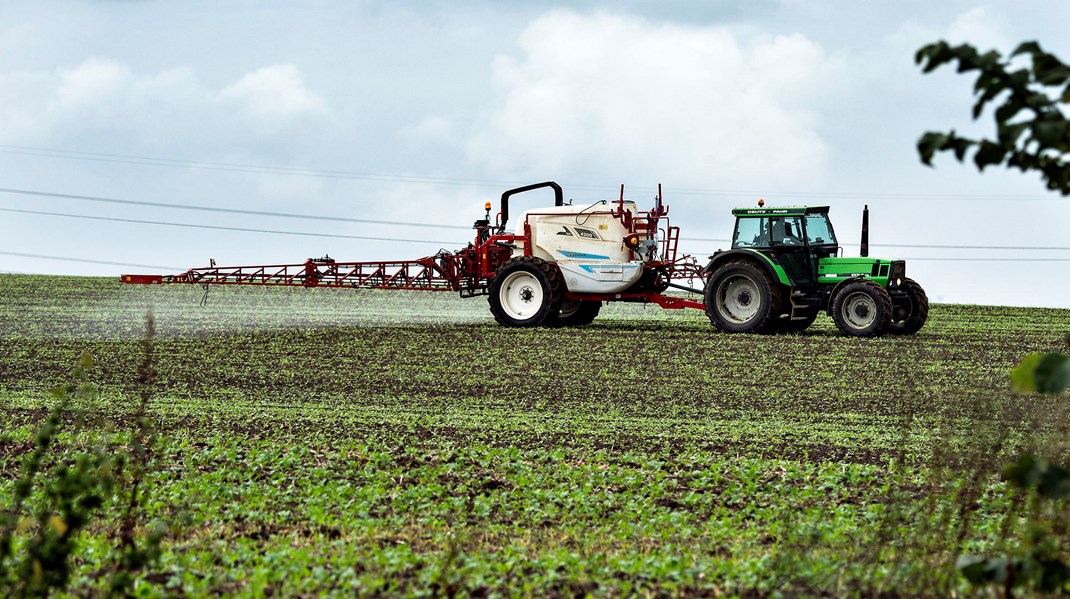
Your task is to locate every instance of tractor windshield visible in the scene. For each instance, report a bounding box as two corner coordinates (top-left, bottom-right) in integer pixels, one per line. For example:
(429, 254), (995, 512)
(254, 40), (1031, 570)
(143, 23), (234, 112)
(804, 214), (836, 246)
(732, 212), (838, 248)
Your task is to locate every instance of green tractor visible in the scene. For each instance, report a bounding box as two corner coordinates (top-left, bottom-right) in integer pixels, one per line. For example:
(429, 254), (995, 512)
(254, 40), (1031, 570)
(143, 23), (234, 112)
(702, 205), (928, 337)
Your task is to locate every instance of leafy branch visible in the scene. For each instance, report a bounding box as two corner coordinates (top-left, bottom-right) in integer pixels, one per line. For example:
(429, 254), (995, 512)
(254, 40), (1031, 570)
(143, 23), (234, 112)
(0, 353), (112, 597)
(916, 40), (1070, 195)
(958, 334), (1070, 598)
(0, 313), (165, 597)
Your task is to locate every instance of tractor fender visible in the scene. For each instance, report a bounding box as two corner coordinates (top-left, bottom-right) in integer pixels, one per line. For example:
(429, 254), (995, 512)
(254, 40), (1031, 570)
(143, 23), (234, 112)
(703, 249), (791, 287)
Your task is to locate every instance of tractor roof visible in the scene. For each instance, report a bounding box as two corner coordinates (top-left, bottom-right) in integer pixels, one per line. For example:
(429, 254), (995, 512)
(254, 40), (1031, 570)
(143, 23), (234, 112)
(732, 206), (830, 217)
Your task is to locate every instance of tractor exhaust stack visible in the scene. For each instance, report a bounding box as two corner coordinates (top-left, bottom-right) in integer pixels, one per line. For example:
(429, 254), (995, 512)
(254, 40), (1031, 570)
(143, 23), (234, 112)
(860, 204), (870, 257)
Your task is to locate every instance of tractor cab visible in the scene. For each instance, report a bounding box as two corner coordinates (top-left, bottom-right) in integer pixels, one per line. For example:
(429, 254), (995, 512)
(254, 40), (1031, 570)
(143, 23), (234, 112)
(730, 206), (839, 286)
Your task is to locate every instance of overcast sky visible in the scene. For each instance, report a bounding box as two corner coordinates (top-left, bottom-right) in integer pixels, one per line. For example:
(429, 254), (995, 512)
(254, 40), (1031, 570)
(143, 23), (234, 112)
(1, 0), (1068, 308)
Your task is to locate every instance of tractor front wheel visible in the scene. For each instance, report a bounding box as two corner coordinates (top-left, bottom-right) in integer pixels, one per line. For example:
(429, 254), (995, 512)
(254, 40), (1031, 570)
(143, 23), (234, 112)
(831, 280), (892, 337)
(888, 278), (929, 335)
(488, 257), (562, 327)
(705, 260), (782, 333)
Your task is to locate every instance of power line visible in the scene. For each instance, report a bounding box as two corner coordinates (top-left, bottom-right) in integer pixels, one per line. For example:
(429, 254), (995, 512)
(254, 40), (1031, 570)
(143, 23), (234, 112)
(0, 207), (467, 246)
(6, 248), (1069, 277)
(6, 195), (1068, 253)
(873, 243), (1070, 251)
(685, 249), (1070, 262)
(0, 143), (1065, 201)
(681, 239), (1070, 251)
(0, 250), (181, 270)
(0, 145), (522, 189)
(4, 183), (1067, 254)
(5, 184), (1066, 252)
(908, 257), (1070, 262)
(0, 186), (472, 231)
(681, 237), (732, 243)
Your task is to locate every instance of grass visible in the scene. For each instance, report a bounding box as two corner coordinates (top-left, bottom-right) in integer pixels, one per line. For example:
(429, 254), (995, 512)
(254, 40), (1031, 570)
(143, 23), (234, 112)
(1, 274), (1068, 596)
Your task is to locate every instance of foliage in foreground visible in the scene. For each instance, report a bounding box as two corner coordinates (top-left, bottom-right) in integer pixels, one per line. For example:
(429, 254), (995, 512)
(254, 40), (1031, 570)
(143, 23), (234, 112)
(918, 35), (1070, 595)
(957, 334), (1070, 597)
(916, 39), (1070, 195)
(0, 315), (163, 597)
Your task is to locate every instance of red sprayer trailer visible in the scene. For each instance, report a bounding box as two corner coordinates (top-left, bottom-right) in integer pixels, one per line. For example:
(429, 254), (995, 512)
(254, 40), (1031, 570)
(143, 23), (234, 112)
(121, 182), (707, 327)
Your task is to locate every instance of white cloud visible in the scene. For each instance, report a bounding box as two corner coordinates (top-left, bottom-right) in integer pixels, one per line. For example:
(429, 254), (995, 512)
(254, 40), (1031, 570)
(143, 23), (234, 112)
(0, 58), (136, 144)
(944, 6), (1011, 51)
(399, 116), (457, 147)
(0, 70), (53, 143)
(0, 59), (328, 145)
(467, 10), (838, 188)
(219, 64), (328, 135)
(51, 57), (131, 116)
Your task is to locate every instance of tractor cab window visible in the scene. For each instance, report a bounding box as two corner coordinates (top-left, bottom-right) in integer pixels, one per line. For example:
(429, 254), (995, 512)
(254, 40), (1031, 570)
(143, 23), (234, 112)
(804, 214), (836, 246)
(733, 218), (767, 248)
(768, 216), (806, 246)
(734, 213), (833, 248)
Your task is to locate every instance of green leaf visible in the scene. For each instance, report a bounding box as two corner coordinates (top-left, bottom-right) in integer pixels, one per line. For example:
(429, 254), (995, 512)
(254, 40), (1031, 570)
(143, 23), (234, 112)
(958, 555), (1009, 584)
(997, 121), (1029, 145)
(955, 45), (982, 73)
(1037, 559), (1070, 592)
(950, 136), (973, 161)
(1012, 352), (1070, 395)
(1031, 47), (1070, 86)
(1010, 352), (1044, 393)
(915, 41), (953, 71)
(1037, 65), (1070, 87)
(917, 132), (948, 165)
(974, 140), (1007, 170)
(1009, 68), (1031, 88)
(994, 98), (1025, 124)
(914, 43), (937, 65)
(1004, 453), (1042, 488)
(1003, 453), (1070, 499)
(976, 50), (1001, 70)
(1037, 462), (1070, 500)
(1034, 352), (1070, 394)
(1032, 120), (1069, 151)
(1012, 41), (1043, 58)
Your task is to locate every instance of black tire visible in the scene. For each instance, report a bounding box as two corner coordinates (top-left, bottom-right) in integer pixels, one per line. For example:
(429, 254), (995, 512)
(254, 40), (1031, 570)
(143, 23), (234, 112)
(488, 256), (562, 327)
(773, 309), (819, 334)
(548, 300), (601, 327)
(704, 260), (783, 333)
(888, 278), (929, 335)
(831, 280), (893, 337)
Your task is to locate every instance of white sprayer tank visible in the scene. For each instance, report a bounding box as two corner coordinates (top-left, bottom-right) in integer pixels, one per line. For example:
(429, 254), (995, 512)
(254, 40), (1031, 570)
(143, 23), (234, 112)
(513, 202), (645, 294)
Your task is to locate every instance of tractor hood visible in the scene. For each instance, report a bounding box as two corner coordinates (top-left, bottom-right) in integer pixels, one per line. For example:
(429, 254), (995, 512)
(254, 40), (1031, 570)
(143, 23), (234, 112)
(818, 257), (905, 287)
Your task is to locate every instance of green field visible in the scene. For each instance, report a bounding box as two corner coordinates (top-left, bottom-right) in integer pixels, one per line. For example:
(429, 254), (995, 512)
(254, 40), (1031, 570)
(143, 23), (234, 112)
(2, 274), (1068, 596)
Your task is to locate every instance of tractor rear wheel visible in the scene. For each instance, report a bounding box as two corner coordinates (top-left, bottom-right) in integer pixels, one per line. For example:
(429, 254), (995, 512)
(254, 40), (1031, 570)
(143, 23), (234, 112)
(488, 256), (562, 327)
(705, 260), (783, 333)
(549, 300), (601, 327)
(888, 278), (929, 335)
(831, 280), (892, 337)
